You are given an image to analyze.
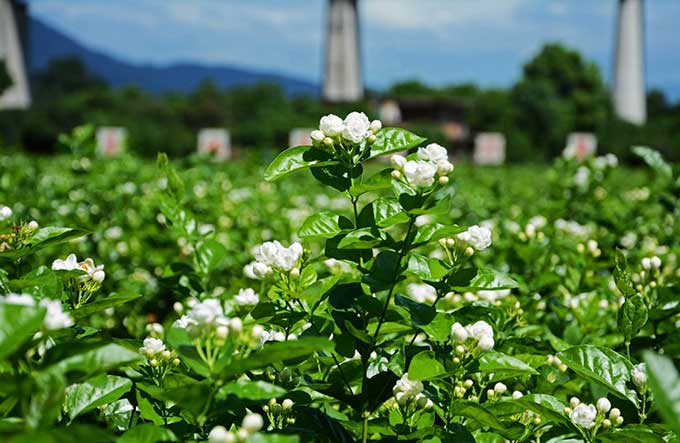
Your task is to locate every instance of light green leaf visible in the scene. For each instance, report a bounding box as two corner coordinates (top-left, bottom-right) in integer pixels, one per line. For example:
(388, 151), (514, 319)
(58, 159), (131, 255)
(219, 380), (286, 400)
(478, 352), (538, 379)
(196, 239), (227, 275)
(264, 145), (338, 181)
(409, 351), (446, 381)
(367, 128), (426, 160)
(65, 375), (132, 420)
(0, 303), (45, 360)
(116, 424), (177, 443)
(644, 351), (680, 435)
(299, 212), (351, 238)
(373, 198), (409, 227)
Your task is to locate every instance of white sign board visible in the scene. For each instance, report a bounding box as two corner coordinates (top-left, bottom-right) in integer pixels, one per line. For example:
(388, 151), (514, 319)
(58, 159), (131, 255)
(197, 128), (231, 160)
(473, 132), (506, 166)
(96, 127), (127, 157)
(565, 133), (597, 161)
(288, 128), (314, 147)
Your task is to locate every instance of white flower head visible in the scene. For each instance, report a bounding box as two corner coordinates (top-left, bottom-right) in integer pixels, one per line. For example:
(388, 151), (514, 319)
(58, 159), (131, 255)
(390, 154), (407, 170)
(234, 288), (259, 307)
(52, 254), (80, 271)
(466, 320), (494, 340)
(417, 143), (448, 163)
(570, 403), (597, 429)
(140, 337), (166, 356)
(310, 129), (325, 143)
(451, 322), (469, 343)
(407, 283), (437, 304)
(342, 111), (371, 144)
(319, 114), (345, 137)
(39, 298), (74, 330)
(403, 160), (437, 188)
(457, 225), (492, 250)
(208, 426), (234, 443)
(0, 206), (12, 221)
(394, 373), (424, 397)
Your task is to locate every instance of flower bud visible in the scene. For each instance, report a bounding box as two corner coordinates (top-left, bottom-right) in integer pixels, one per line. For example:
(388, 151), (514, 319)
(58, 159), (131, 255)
(438, 176), (449, 185)
(323, 137), (334, 147)
(609, 408), (621, 420)
(452, 357), (460, 364)
(230, 317), (243, 334)
(487, 389), (495, 398)
(532, 416), (541, 425)
(615, 416), (624, 426)
(149, 358), (158, 367)
(465, 247), (474, 256)
(27, 220), (39, 230)
(370, 120), (382, 134)
(477, 335), (494, 352)
(173, 302), (184, 313)
(390, 155), (406, 170)
(161, 350), (172, 361)
(451, 323), (469, 343)
(463, 379), (474, 389)
(596, 397), (611, 413)
(563, 407), (572, 415)
(215, 325), (229, 340)
(367, 134), (377, 144)
(282, 398), (294, 410)
(512, 391), (523, 399)
(391, 170), (402, 180)
(569, 397), (580, 408)
(236, 429), (249, 441)
(632, 365), (647, 391)
(446, 238), (455, 248)
(602, 418), (611, 428)
(172, 358), (181, 366)
(93, 270), (106, 283)
(558, 363), (568, 372)
(208, 426), (235, 443)
(494, 382), (507, 394)
(310, 130), (324, 143)
(241, 413), (264, 433)
(290, 267), (300, 279)
(455, 345), (466, 355)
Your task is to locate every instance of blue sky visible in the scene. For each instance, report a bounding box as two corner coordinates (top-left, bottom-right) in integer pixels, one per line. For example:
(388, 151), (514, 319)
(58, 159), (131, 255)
(30, 0), (680, 99)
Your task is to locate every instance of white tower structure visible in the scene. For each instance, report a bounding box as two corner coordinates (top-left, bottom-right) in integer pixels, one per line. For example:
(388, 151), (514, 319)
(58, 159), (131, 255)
(613, 0), (646, 125)
(323, 0), (362, 102)
(0, 0), (30, 109)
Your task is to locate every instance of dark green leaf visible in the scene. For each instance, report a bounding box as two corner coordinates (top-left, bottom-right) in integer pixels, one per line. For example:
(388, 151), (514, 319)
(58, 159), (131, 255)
(65, 374), (132, 420)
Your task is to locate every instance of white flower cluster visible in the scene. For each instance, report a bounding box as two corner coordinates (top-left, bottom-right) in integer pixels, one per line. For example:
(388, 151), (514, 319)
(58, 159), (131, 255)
(593, 154), (619, 170)
(456, 225), (492, 251)
(52, 253), (106, 283)
(393, 373), (433, 411)
(486, 382), (509, 400)
(0, 293), (73, 330)
(208, 413), (264, 443)
(406, 283), (437, 304)
(244, 241), (303, 279)
(139, 337), (180, 368)
(576, 239), (601, 257)
(174, 298), (233, 339)
(0, 205), (12, 221)
(451, 320), (495, 356)
(233, 288), (259, 307)
(564, 397), (622, 430)
(311, 112), (381, 146)
(641, 256), (661, 271)
(390, 143), (454, 188)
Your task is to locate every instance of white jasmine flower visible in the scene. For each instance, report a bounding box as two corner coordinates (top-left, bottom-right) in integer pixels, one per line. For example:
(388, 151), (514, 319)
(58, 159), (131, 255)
(393, 373), (423, 397)
(390, 154), (407, 170)
(476, 289), (511, 303)
(477, 335), (495, 351)
(457, 225), (492, 250)
(140, 337), (166, 356)
(407, 283), (437, 304)
(570, 403), (597, 429)
(596, 397), (611, 413)
(2, 293), (36, 306)
(632, 364), (647, 390)
(417, 143), (448, 163)
(241, 413), (264, 433)
(79, 258), (105, 282)
(494, 382), (507, 394)
(234, 288), (259, 307)
(319, 114), (345, 137)
(451, 322), (469, 343)
(52, 253), (80, 271)
(403, 160), (437, 188)
(40, 298), (74, 330)
(342, 111), (371, 144)
(436, 159), (454, 175)
(208, 426), (234, 443)
(466, 321), (494, 340)
(27, 220), (39, 230)
(310, 129), (325, 143)
(512, 391), (524, 399)
(369, 119), (382, 133)
(0, 206), (12, 221)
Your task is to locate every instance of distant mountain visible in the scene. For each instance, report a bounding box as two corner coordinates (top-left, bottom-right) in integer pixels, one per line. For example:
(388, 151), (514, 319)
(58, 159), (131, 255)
(28, 17), (320, 96)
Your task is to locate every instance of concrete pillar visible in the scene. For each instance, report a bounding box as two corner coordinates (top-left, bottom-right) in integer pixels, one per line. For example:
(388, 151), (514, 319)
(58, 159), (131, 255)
(323, 0), (363, 102)
(0, 0), (30, 109)
(613, 0), (646, 125)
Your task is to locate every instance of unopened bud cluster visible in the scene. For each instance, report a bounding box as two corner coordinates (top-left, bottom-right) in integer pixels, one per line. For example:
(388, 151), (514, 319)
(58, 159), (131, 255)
(547, 354), (568, 373)
(390, 143), (454, 189)
(138, 337), (180, 383)
(392, 373), (433, 418)
(208, 413), (264, 443)
(576, 239), (601, 257)
(563, 397), (623, 431)
(262, 398), (295, 429)
(450, 320), (495, 363)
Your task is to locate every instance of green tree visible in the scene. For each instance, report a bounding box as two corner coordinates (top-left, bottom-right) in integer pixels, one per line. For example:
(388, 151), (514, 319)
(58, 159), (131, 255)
(0, 59), (12, 94)
(511, 43), (609, 158)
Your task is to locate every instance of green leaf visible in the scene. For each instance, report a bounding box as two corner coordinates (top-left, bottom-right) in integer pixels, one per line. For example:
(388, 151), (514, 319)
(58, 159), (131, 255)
(373, 198), (409, 227)
(407, 254), (450, 282)
(8, 425), (114, 443)
(395, 293), (436, 326)
(337, 228), (382, 249)
(71, 292), (143, 320)
(617, 293), (648, 343)
(116, 424), (178, 443)
(477, 352), (538, 379)
(349, 169), (393, 197)
(367, 128), (426, 160)
(65, 374), (132, 420)
(450, 267), (519, 291)
(409, 351), (446, 381)
(0, 227), (89, 260)
(299, 212), (351, 238)
(0, 303), (45, 360)
(221, 337), (332, 379)
(632, 146), (673, 180)
(219, 380), (286, 400)
(264, 145), (338, 181)
(614, 250), (636, 297)
(513, 394), (574, 429)
(449, 400), (524, 439)
(42, 342), (143, 381)
(644, 351), (680, 435)
(557, 345), (637, 406)
(412, 224), (464, 246)
(363, 251), (400, 291)
(420, 314), (454, 342)
(196, 239), (227, 275)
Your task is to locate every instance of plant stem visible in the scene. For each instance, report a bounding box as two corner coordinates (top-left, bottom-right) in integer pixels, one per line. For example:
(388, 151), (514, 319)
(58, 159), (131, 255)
(362, 412), (369, 443)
